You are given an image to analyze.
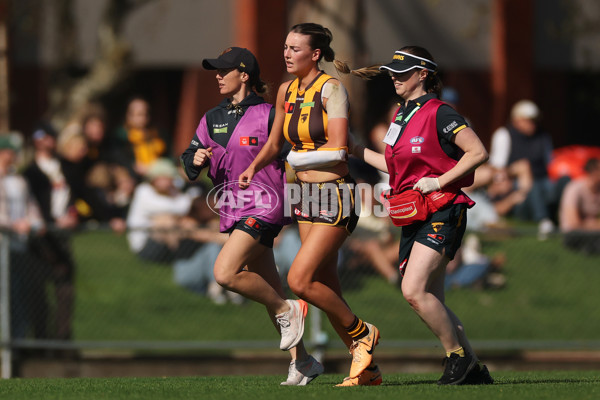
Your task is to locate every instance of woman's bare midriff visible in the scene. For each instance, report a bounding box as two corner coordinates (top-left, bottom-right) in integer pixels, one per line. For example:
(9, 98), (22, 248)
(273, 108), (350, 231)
(294, 162), (349, 183)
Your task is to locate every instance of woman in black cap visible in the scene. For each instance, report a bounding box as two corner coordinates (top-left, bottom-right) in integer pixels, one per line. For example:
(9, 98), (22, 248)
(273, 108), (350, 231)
(239, 23), (381, 387)
(351, 46), (493, 385)
(180, 47), (323, 386)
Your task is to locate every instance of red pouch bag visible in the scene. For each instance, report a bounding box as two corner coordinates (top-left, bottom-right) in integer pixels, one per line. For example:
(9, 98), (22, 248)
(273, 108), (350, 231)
(382, 188), (460, 227)
(381, 189), (429, 227)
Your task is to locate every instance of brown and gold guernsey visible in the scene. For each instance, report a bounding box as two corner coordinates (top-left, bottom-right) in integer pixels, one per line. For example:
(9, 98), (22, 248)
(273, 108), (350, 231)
(283, 72), (332, 151)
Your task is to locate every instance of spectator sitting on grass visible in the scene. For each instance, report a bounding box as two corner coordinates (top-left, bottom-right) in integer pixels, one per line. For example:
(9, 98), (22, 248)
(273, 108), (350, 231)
(58, 132), (128, 233)
(113, 97), (168, 179)
(489, 100), (556, 239)
(126, 158), (193, 263)
(559, 157), (600, 254)
(340, 159), (400, 286)
(172, 193), (244, 305)
(463, 160), (532, 232)
(445, 234), (506, 290)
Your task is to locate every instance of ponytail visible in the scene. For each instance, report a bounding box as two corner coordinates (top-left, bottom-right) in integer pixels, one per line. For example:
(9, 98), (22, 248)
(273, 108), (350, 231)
(333, 60), (381, 80)
(252, 78), (268, 96)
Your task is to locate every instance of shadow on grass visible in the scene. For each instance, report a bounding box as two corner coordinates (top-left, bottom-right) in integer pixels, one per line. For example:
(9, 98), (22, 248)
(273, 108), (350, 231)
(381, 379), (439, 386)
(320, 377), (599, 387)
(316, 377), (439, 387)
(376, 378), (597, 387)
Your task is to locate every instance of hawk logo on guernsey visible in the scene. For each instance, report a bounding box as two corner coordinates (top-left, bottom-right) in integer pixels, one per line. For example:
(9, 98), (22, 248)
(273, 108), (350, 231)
(301, 114), (308, 123)
(240, 137), (259, 146)
(431, 222), (444, 232)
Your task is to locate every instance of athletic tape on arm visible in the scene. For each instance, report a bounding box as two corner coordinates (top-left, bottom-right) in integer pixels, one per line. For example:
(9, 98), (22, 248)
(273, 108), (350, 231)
(322, 81), (349, 119)
(286, 148), (348, 170)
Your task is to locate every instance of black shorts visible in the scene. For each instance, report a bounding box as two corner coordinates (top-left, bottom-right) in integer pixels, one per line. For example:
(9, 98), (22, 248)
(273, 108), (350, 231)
(397, 202), (468, 276)
(290, 175), (359, 234)
(229, 216), (283, 248)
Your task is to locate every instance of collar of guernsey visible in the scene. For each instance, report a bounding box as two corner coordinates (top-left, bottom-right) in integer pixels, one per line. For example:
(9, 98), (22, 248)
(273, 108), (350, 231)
(283, 71), (332, 151)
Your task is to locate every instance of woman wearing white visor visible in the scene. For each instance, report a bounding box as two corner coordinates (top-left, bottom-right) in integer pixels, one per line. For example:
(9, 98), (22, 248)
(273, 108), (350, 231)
(350, 46), (494, 385)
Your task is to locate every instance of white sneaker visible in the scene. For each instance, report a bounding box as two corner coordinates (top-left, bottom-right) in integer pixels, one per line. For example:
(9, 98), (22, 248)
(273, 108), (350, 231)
(280, 355), (324, 386)
(276, 299), (307, 351)
(538, 218), (555, 241)
(207, 281), (226, 305)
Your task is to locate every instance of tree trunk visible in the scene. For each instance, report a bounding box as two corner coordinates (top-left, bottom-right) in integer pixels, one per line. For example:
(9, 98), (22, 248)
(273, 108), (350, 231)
(48, 0), (155, 131)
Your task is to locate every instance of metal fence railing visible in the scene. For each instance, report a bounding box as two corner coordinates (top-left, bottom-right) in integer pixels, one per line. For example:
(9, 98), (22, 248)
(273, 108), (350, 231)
(1, 223), (599, 378)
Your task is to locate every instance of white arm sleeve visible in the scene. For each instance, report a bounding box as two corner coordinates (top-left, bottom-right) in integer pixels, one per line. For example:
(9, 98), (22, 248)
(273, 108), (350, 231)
(286, 148), (348, 171)
(488, 127), (511, 168)
(322, 81), (349, 119)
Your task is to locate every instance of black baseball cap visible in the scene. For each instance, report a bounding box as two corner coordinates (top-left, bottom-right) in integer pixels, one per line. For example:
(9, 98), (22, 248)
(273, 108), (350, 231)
(379, 50), (437, 74)
(202, 47), (259, 77)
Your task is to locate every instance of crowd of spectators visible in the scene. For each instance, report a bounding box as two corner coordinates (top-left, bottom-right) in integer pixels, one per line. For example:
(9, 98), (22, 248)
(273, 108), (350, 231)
(0, 97), (226, 353)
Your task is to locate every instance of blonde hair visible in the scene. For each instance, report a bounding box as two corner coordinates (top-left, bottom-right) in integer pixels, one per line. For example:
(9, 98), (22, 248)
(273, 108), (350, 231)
(57, 133), (87, 161)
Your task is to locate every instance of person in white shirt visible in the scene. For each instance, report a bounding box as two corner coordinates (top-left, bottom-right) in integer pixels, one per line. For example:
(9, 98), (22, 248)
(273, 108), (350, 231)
(126, 158), (193, 262)
(0, 134), (46, 339)
(489, 100), (556, 239)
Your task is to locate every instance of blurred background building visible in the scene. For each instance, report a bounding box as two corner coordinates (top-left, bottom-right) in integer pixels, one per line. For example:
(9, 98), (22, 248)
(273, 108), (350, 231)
(2, 0), (600, 153)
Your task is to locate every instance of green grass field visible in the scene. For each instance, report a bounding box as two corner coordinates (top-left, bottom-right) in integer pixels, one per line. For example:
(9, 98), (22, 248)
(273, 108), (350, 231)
(1, 371), (599, 400)
(69, 228), (600, 346)
(5, 228), (600, 398)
